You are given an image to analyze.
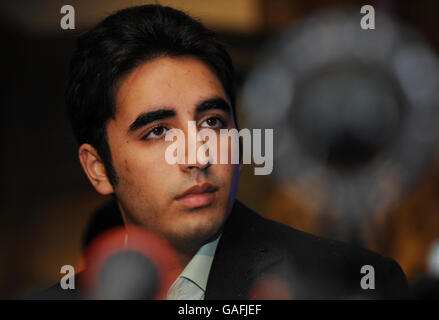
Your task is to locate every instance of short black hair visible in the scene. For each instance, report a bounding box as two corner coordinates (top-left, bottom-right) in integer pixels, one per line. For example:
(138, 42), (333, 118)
(66, 5), (236, 186)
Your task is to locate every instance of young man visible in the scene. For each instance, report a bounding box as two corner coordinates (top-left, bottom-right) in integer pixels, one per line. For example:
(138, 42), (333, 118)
(55, 5), (410, 299)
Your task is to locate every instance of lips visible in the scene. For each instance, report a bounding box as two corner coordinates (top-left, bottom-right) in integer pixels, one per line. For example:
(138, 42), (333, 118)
(175, 183), (218, 208)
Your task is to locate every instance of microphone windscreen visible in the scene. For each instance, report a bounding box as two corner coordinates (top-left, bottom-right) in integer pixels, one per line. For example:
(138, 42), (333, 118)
(79, 226), (180, 300)
(94, 250), (159, 300)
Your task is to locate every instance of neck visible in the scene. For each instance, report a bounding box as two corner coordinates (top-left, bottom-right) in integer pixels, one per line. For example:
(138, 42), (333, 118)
(172, 241), (200, 271)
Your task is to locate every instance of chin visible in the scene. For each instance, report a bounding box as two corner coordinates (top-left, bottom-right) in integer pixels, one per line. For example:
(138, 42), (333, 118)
(179, 211), (225, 242)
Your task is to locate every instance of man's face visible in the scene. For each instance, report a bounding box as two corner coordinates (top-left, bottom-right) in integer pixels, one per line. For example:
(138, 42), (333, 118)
(105, 56), (240, 252)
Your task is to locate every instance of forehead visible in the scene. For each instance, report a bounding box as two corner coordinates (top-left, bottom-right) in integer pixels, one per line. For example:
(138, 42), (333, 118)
(114, 56), (228, 120)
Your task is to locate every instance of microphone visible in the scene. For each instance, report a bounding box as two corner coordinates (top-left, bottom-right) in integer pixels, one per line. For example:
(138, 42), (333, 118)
(79, 226), (180, 300)
(92, 250), (159, 299)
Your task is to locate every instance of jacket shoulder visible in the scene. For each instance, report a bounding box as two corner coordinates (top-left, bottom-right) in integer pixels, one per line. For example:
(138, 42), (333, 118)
(235, 201), (411, 299)
(20, 274), (83, 300)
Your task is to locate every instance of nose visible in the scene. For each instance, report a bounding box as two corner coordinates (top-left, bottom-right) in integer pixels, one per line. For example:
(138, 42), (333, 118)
(178, 124), (213, 173)
(179, 140), (212, 172)
(180, 161), (211, 173)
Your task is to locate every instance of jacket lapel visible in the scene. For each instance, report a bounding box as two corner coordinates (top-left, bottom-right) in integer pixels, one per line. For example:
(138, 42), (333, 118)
(205, 200), (283, 299)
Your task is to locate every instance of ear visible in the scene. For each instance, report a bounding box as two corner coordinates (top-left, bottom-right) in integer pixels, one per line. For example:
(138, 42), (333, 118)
(78, 143), (115, 195)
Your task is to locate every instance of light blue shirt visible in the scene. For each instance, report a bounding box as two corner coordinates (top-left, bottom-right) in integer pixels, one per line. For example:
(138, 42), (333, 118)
(167, 235), (221, 300)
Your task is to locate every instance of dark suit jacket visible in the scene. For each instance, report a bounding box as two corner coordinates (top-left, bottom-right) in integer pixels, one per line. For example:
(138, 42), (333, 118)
(38, 199), (411, 299)
(205, 200), (410, 299)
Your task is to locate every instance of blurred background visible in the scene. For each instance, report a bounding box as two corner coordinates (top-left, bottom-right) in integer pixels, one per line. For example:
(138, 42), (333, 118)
(1, 0), (439, 299)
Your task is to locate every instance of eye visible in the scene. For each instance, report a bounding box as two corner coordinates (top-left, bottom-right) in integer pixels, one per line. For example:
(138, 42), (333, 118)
(200, 117), (224, 129)
(144, 126), (168, 140)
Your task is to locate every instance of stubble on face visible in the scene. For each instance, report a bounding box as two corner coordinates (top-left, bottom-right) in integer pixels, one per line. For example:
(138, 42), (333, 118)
(104, 56), (240, 260)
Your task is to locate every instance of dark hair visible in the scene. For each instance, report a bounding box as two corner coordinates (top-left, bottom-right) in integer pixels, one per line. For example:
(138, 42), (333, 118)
(66, 5), (236, 186)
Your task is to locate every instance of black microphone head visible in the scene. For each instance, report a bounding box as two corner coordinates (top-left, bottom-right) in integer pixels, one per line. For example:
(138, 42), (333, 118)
(94, 250), (160, 300)
(80, 226), (180, 300)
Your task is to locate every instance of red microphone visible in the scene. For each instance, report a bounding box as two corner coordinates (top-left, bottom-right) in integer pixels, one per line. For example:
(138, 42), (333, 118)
(79, 226), (180, 300)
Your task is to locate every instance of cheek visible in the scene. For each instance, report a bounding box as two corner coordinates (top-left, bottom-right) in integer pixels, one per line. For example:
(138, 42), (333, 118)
(113, 143), (170, 184)
(114, 145), (176, 213)
(214, 163), (240, 189)
(215, 132), (240, 165)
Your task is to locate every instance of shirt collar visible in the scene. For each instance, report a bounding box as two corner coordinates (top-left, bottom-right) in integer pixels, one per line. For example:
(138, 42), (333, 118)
(178, 234), (221, 292)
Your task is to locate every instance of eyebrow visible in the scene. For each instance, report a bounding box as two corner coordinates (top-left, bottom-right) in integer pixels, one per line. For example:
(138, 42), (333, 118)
(195, 97), (231, 115)
(127, 97), (231, 134)
(128, 109), (176, 133)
